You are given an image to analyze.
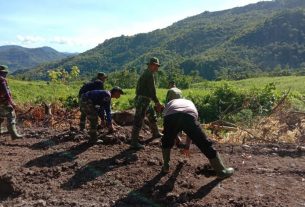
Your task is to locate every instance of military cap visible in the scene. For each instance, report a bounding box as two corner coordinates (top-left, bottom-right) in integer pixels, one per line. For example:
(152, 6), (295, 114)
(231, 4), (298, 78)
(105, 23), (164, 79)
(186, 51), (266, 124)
(146, 57), (160, 66)
(110, 86), (124, 95)
(97, 72), (107, 79)
(0, 65), (9, 73)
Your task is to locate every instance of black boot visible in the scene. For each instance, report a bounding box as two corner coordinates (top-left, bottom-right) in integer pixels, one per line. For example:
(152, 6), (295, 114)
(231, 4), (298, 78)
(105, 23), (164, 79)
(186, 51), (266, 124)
(162, 148), (171, 174)
(130, 126), (144, 149)
(149, 122), (163, 138)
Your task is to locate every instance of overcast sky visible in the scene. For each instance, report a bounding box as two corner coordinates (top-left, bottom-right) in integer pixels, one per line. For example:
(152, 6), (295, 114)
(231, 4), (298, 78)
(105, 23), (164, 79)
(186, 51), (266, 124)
(0, 0), (264, 53)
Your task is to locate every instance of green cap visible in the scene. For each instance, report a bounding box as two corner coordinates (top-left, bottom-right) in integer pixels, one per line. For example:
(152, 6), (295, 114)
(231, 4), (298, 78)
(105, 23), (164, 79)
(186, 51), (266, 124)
(97, 72), (107, 79)
(110, 86), (124, 95)
(146, 57), (160, 66)
(0, 65), (9, 73)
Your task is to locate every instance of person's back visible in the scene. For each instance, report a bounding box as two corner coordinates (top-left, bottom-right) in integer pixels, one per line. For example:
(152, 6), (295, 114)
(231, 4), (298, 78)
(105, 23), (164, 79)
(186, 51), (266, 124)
(163, 98), (198, 119)
(78, 80), (104, 97)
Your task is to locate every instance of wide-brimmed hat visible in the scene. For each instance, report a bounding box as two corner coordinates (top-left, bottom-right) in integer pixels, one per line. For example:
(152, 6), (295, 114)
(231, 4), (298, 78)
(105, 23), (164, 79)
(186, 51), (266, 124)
(110, 86), (124, 95)
(0, 65), (9, 73)
(146, 57), (160, 66)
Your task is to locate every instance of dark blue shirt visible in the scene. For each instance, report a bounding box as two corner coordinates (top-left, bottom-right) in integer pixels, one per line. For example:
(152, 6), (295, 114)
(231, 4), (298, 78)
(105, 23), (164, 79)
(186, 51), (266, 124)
(78, 80), (104, 97)
(83, 90), (112, 125)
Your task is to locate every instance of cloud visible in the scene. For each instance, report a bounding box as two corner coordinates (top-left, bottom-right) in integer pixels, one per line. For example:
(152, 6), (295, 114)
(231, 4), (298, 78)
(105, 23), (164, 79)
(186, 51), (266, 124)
(16, 35), (45, 44)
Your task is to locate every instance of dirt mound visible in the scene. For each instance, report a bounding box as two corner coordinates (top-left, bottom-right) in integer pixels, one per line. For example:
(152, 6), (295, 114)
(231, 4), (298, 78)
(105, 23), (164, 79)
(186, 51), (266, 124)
(0, 174), (21, 200)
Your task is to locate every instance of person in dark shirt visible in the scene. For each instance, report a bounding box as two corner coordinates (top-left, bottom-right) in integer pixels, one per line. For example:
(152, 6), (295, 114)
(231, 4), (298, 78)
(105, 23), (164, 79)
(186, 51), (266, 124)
(78, 72), (107, 130)
(0, 65), (23, 139)
(79, 87), (124, 142)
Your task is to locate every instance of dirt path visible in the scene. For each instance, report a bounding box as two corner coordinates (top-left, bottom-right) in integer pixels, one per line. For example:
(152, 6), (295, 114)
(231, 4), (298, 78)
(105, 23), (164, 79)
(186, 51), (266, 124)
(0, 127), (305, 207)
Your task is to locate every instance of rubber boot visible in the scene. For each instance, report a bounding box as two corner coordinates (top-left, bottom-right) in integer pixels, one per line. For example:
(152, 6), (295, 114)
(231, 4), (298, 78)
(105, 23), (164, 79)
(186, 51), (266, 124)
(209, 153), (234, 179)
(130, 126), (144, 149)
(149, 121), (163, 139)
(8, 123), (23, 139)
(162, 148), (171, 174)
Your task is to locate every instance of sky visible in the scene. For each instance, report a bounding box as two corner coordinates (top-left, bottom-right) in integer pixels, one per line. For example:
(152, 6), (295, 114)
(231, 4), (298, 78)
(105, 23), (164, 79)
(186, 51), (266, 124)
(0, 0), (264, 53)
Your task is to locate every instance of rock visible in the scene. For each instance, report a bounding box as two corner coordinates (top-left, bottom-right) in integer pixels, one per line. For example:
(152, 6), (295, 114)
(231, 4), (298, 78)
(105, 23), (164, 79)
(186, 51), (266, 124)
(34, 199), (47, 207)
(147, 159), (158, 166)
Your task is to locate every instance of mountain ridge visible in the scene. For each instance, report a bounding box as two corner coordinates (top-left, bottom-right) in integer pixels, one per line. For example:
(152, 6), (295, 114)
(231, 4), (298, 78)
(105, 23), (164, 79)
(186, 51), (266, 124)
(13, 0), (305, 80)
(0, 45), (77, 72)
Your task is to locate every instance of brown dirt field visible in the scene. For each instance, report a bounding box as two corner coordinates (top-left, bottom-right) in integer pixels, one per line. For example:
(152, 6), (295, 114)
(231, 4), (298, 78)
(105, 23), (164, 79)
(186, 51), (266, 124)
(1, 123), (305, 207)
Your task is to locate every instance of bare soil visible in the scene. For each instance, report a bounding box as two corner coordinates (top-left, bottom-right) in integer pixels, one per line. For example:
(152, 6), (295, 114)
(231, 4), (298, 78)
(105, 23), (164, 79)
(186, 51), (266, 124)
(0, 109), (305, 206)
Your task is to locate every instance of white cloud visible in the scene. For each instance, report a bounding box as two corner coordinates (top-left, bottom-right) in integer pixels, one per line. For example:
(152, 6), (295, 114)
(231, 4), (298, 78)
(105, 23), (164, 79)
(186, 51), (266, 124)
(16, 35), (45, 44)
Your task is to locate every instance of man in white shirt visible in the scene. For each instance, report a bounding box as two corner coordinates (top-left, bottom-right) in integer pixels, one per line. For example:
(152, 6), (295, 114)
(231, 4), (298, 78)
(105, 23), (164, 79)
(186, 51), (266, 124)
(161, 98), (234, 179)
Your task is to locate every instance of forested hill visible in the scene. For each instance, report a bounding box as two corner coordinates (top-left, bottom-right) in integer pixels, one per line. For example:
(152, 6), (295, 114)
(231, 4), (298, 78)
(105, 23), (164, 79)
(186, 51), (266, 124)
(0, 45), (76, 72)
(14, 0), (305, 80)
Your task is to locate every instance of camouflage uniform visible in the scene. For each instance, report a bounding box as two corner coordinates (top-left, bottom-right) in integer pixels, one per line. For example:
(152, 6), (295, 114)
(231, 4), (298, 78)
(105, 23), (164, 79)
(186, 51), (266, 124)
(79, 98), (98, 138)
(80, 90), (113, 141)
(131, 64), (161, 148)
(78, 79), (105, 130)
(0, 65), (22, 138)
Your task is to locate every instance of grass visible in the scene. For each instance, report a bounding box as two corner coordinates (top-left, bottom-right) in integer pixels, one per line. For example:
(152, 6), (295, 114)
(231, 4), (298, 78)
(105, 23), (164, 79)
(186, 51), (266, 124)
(8, 76), (305, 111)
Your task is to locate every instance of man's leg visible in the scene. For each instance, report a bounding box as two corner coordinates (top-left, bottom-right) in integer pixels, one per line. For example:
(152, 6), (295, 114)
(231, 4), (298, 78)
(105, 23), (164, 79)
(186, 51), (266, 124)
(161, 113), (183, 173)
(182, 114), (234, 179)
(0, 117), (4, 134)
(147, 105), (162, 138)
(6, 105), (23, 139)
(79, 112), (86, 131)
(130, 97), (150, 149)
(79, 97), (86, 131)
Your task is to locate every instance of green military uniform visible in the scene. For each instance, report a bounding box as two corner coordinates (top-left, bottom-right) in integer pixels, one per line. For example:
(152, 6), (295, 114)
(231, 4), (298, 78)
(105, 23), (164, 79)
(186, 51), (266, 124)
(131, 58), (162, 149)
(165, 87), (182, 103)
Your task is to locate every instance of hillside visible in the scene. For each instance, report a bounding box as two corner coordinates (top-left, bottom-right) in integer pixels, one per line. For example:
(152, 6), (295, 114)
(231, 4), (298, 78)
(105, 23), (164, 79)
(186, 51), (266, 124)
(0, 45), (76, 72)
(14, 0), (305, 80)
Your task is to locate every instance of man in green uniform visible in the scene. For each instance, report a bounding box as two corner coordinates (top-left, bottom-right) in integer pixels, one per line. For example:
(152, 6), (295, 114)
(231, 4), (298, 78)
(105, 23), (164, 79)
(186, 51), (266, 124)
(165, 80), (182, 103)
(130, 57), (164, 149)
(0, 65), (23, 139)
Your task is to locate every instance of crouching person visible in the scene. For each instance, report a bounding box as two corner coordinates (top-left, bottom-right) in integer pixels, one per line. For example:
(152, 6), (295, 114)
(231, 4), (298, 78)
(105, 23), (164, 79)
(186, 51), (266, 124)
(80, 87), (124, 143)
(161, 98), (234, 179)
(0, 65), (23, 139)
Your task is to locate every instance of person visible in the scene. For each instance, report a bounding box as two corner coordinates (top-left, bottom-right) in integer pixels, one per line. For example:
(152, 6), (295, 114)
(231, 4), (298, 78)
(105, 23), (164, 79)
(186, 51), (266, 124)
(79, 87), (124, 143)
(165, 80), (187, 148)
(130, 57), (164, 149)
(165, 80), (182, 103)
(0, 65), (23, 139)
(78, 72), (107, 131)
(161, 98), (234, 179)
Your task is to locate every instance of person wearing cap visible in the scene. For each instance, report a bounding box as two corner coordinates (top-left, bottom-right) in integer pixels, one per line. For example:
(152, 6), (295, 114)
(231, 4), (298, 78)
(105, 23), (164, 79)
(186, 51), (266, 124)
(165, 80), (190, 149)
(78, 72), (107, 131)
(79, 87), (124, 142)
(165, 80), (182, 103)
(130, 57), (164, 149)
(0, 65), (23, 139)
(161, 98), (234, 179)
